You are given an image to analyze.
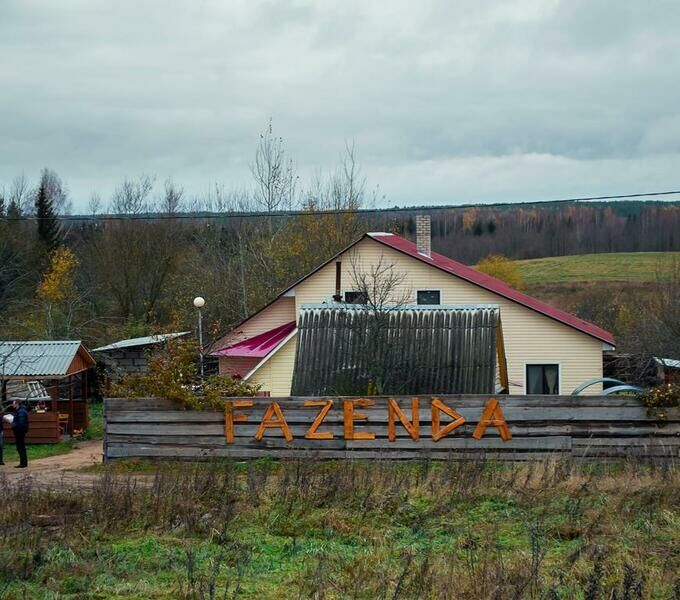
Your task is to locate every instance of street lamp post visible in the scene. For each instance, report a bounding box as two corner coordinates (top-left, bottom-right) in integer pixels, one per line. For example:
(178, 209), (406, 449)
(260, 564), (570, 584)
(193, 296), (205, 377)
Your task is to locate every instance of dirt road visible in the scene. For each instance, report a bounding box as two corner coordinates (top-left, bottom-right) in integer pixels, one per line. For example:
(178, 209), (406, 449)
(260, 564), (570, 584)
(0, 440), (104, 487)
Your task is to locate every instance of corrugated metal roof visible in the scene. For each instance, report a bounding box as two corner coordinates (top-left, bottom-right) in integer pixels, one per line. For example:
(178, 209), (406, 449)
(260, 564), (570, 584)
(654, 356), (680, 369)
(212, 322), (296, 358)
(291, 304), (500, 396)
(92, 332), (191, 352)
(0, 341), (86, 378)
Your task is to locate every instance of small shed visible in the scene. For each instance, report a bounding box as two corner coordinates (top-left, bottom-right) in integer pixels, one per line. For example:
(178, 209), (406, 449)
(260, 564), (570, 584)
(654, 357), (680, 384)
(0, 340), (96, 442)
(93, 332), (190, 379)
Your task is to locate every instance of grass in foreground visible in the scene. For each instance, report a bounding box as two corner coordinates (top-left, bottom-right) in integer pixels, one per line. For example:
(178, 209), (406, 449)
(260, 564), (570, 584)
(1, 458), (678, 599)
(516, 252), (679, 284)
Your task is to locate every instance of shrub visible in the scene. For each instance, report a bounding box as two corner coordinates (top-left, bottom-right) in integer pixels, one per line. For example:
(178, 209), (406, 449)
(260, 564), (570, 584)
(110, 338), (259, 410)
(475, 254), (525, 290)
(636, 383), (680, 419)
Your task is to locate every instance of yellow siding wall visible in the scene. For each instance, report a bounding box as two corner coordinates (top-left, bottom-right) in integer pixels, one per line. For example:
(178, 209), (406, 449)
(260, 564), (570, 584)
(294, 238), (604, 395)
(246, 335), (297, 396)
(213, 297), (295, 350)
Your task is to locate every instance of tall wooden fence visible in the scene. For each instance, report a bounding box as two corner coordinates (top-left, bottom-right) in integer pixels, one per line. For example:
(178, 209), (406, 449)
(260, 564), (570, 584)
(104, 396), (680, 462)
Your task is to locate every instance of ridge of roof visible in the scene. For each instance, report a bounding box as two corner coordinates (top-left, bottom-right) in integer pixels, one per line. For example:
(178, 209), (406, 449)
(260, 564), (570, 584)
(212, 230), (615, 350)
(366, 233), (615, 346)
(93, 331), (191, 352)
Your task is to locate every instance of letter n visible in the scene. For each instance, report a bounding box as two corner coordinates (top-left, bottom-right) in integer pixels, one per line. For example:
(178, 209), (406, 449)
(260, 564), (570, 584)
(388, 397), (419, 441)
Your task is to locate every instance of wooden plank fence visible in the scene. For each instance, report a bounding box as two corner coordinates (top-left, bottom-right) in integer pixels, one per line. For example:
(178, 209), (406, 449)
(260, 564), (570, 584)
(3, 412), (61, 444)
(104, 396), (680, 462)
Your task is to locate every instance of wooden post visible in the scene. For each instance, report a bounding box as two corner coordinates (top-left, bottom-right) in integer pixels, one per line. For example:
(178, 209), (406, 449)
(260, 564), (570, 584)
(82, 370), (89, 430)
(50, 382), (58, 412)
(68, 375), (74, 435)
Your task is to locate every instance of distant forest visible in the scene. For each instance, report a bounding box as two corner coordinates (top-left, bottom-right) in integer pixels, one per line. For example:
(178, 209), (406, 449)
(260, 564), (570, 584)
(396, 201), (680, 264)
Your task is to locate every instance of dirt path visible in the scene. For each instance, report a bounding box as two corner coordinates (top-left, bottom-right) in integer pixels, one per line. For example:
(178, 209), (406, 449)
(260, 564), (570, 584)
(0, 440), (104, 487)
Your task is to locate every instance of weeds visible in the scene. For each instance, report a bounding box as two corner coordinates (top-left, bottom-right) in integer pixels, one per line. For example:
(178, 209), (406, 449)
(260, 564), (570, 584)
(0, 457), (677, 599)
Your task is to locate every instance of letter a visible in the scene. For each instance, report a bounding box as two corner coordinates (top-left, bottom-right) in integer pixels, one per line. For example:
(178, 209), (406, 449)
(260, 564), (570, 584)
(472, 397), (511, 441)
(255, 401), (293, 442)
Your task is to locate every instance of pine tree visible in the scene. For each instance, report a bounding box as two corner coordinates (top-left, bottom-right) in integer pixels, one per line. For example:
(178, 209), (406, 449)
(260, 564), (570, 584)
(35, 168), (63, 251)
(7, 199), (21, 219)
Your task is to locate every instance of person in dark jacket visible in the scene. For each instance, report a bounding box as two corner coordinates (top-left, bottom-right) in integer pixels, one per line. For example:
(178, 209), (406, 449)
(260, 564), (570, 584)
(11, 400), (29, 468)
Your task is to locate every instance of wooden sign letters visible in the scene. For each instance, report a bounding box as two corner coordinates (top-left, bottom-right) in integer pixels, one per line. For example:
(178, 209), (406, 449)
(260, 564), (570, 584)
(224, 397), (511, 444)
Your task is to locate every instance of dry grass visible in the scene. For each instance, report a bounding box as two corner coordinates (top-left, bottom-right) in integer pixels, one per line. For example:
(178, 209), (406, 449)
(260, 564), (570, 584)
(0, 458), (678, 599)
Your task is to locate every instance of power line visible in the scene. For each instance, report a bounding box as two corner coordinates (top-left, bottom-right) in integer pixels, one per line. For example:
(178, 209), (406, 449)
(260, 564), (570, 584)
(1, 188), (679, 222)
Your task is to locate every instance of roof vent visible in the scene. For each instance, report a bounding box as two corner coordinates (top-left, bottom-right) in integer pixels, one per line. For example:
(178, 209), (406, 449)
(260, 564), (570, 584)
(416, 215), (431, 257)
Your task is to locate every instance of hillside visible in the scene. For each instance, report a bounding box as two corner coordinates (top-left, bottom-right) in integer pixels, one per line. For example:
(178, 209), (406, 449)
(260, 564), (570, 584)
(516, 252), (679, 284)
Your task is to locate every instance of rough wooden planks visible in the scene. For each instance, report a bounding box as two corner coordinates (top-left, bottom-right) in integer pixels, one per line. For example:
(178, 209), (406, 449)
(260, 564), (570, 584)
(104, 395), (680, 462)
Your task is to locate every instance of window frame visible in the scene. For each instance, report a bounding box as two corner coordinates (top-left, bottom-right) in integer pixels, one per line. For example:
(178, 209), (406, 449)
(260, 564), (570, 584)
(343, 290), (369, 305)
(416, 289), (442, 305)
(524, 363), (561, 395)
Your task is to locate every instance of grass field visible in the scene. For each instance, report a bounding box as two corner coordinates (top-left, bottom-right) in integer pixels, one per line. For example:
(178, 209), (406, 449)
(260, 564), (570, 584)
(1, 459), (678, 599)
(516, 252), (679, 284)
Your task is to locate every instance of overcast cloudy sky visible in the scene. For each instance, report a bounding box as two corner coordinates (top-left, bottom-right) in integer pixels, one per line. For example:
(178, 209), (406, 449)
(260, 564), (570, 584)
(1, 0), (679, 211)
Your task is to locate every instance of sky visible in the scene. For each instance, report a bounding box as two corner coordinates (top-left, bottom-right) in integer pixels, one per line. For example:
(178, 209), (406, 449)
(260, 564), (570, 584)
(1, 0), (680, 211)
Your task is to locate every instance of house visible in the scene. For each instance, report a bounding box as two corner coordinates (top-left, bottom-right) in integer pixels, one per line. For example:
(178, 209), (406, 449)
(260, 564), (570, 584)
(210, 216), (615, 396)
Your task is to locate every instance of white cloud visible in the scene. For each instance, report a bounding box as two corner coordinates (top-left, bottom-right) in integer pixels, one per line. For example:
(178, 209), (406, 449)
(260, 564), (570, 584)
(0, 0), (679, 209)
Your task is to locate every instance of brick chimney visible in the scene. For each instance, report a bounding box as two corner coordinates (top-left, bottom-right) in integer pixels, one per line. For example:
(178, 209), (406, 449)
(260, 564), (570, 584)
(416, 215), (431, 257)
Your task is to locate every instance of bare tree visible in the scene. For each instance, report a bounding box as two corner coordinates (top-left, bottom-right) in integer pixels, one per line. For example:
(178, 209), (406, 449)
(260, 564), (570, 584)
(344, 253), (414, 394)
(88, 192), (102, 216)
(161, 179), (185, 216)
(9, 173), (33, 216)
(251, 119), (297, 234)
(110, 175), (155, 215)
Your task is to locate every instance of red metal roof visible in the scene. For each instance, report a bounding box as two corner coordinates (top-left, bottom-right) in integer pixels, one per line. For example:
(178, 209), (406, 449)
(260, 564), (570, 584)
(367, 233), (616, 346)
(213, 321), (296, 358)
(210, 231), (615, 351)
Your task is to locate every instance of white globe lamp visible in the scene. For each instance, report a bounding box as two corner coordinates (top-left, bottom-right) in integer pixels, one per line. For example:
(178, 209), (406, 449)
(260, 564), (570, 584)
(193, 296), (206, 376)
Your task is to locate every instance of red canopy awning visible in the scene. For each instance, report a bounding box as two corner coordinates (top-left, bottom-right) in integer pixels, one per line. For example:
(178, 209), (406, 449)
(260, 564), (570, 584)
(214, 321), (296, 358)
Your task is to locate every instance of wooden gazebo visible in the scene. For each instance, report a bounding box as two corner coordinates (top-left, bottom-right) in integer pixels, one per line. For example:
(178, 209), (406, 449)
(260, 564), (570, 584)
(0, 341), (96, 443)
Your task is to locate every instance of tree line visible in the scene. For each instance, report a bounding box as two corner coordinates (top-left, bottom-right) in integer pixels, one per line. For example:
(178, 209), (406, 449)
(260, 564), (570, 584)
(1, 122), (678, 360)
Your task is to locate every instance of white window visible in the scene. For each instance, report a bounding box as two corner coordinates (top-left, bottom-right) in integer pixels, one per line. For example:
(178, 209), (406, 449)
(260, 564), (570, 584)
(526, 364), (560, 395)
(417, 290), (441, 305)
